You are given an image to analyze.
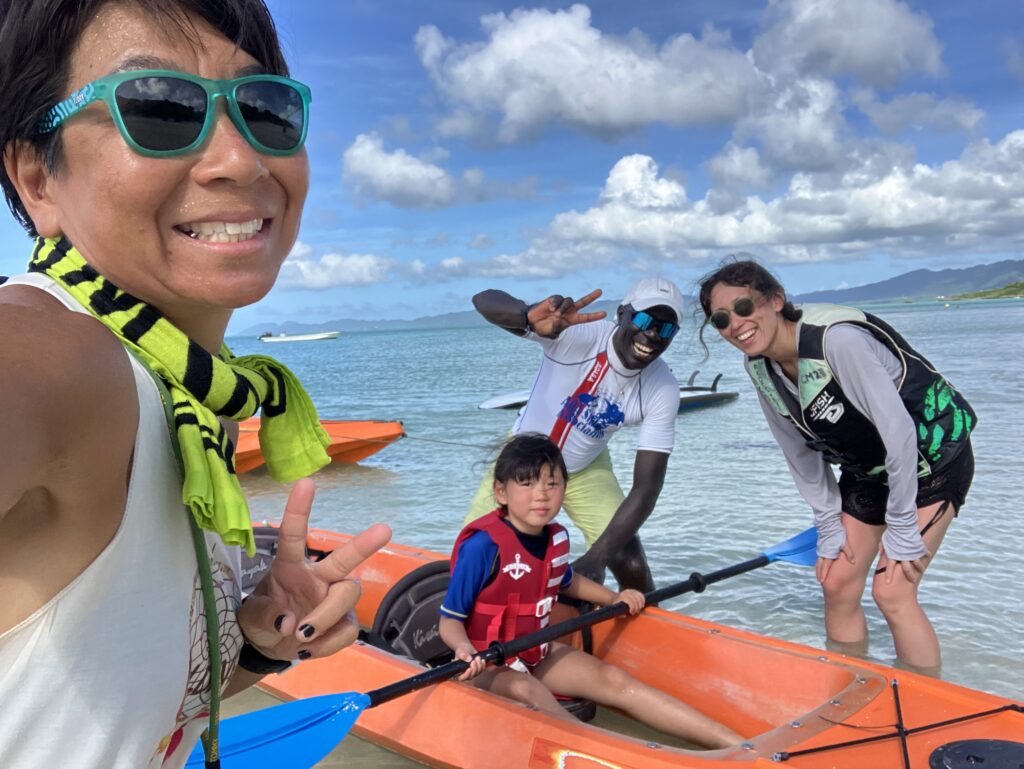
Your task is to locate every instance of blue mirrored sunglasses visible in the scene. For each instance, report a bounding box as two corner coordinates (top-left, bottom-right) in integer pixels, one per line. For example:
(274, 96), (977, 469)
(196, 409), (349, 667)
(35, 69), (311, 157)
(632, 310), (679, 339)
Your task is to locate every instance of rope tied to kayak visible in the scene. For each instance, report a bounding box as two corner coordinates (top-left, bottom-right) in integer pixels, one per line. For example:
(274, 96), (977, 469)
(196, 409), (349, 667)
(771, 679), (1024, 763)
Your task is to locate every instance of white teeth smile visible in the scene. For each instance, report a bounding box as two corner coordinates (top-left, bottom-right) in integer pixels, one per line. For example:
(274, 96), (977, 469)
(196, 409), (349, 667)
(738, 329), (756, 342)
(633, 341), (654, 356)
(179, 218), (264, 243)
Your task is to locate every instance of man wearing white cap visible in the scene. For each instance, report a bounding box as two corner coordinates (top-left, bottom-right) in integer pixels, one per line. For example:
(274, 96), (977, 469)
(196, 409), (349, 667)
(467, 278), (685, 591)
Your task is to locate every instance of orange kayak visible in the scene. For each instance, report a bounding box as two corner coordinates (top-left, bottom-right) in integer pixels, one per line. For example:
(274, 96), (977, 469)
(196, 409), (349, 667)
(234, 419), (404, 474)
(259, 530), (1023, 769)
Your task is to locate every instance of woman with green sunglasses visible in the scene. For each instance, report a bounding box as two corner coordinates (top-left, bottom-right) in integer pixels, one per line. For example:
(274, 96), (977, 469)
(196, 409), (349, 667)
(35, 69), (312, 158)
(0, 2), (389, 768)
(697, 256), (976, 678)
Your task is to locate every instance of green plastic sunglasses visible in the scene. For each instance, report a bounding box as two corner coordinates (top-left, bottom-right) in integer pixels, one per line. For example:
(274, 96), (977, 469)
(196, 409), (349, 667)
(35, 69), (311, 157)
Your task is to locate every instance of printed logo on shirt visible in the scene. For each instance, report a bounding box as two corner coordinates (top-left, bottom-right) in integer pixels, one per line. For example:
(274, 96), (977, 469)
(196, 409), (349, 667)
(800, 368), (828, 384)
(810, 391), (845, 424)
(556, 393), (625, 440)
(502, 553), (532, 581)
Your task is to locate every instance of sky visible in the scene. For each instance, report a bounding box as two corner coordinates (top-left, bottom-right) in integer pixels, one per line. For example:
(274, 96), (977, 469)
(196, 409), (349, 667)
(2, 0), (1022, 330)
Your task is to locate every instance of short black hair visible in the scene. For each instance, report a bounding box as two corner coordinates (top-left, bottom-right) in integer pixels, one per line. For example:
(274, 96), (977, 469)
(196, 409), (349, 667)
(493, 433), (568, 489)
(0, 0), (289, 235)
(695, 254), (802, 353)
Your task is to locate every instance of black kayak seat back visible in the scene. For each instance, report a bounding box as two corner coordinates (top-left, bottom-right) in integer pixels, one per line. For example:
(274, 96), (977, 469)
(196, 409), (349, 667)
(364, 559), (454, 668)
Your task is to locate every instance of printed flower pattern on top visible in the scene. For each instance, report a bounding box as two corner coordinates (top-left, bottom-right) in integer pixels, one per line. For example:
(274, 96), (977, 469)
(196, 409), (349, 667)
(158, 543), (242, 765)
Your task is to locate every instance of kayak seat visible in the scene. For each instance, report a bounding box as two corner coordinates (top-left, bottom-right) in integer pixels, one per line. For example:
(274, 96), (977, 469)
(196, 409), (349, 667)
(362, 559), (597, 722)
(363, 559), (454, 668)
(239, 525), (281, 594)
(239, 525), (331, 594)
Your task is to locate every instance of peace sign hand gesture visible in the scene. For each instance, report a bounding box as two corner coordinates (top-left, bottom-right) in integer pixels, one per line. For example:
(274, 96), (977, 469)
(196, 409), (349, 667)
(527, 288), (607, 338)
(238, 478), (392, 663)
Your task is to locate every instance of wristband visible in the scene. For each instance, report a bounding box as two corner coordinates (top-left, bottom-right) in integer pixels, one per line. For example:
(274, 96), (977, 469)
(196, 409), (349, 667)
(521, 303), (537, 332)
(238, 641), (293, 675)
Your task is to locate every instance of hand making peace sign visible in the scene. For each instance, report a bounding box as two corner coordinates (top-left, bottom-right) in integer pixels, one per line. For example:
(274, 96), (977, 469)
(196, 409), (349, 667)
(238, 478), (392, 663)
(526, 288), (607, 338)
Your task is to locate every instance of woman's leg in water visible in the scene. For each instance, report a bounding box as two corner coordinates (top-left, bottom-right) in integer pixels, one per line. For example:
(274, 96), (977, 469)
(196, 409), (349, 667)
(819, 513), (883, 654)
(871, 499), (955, 675)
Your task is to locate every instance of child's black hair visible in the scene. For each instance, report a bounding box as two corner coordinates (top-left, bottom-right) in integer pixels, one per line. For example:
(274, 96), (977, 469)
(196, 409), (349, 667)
(493, 433), (569, 488)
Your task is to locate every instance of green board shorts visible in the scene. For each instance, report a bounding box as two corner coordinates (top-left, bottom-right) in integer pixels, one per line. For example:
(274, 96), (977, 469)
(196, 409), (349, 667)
(465, 447), (625, 548)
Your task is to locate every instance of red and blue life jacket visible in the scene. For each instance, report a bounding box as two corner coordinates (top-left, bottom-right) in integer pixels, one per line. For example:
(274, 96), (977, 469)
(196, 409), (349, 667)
(450, 509), (570, 665)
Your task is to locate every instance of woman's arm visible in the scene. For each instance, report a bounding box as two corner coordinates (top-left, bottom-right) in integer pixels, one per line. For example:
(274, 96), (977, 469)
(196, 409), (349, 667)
(757, 391), (847, 557)
(825, 325), (924, 561)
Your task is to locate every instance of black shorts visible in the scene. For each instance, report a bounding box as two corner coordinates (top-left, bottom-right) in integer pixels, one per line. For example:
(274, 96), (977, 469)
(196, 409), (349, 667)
(839, 442), (974, 527)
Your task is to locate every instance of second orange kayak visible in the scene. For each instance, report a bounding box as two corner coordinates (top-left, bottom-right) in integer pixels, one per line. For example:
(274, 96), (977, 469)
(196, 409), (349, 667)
(234, 418), (404, 474)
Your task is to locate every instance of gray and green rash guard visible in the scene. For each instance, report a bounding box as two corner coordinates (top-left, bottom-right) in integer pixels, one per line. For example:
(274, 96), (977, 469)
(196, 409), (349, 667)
(748, 305), (974, 561)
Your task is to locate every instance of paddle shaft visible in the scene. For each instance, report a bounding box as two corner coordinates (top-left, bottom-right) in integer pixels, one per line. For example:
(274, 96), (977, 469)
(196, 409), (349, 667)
(366, 553), (771, 707)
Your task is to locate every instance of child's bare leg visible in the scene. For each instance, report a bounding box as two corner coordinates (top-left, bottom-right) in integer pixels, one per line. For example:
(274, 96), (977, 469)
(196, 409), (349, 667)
(468, 663), (574, 719)
(535, 643), (742, 749)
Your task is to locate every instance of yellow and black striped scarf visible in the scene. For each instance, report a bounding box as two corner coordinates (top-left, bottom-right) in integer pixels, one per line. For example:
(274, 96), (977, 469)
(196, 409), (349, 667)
(30, 237), (330, 554)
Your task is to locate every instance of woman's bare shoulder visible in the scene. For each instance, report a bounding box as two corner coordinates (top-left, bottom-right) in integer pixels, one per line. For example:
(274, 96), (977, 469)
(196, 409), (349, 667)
(0, 288), (139, 494)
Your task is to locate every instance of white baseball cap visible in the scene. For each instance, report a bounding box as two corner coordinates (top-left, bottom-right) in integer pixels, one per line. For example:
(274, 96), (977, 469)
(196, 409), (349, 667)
(622, 277), (685, 324)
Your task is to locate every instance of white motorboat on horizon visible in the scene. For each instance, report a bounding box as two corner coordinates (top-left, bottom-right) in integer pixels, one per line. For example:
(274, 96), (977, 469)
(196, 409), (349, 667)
(258, 330), (341, 343)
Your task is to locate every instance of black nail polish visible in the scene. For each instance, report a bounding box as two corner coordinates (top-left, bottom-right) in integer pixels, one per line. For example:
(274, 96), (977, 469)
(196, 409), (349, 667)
(274, 614), (285, 632)
(299, 623), (315, 638)
(297, 649), (311, 660)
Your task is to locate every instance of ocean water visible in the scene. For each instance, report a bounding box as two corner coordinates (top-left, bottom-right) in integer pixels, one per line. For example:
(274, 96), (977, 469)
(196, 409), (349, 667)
(234, 297), (1024, 720)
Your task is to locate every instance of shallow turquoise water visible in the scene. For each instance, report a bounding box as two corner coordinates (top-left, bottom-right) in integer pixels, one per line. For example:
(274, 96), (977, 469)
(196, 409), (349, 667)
(234, 298), (1024, 703)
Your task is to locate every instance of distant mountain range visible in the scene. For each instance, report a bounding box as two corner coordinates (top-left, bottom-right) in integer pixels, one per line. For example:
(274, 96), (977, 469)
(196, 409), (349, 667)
(793, 259), (1024, 303)
(238, 258), (1024, 336)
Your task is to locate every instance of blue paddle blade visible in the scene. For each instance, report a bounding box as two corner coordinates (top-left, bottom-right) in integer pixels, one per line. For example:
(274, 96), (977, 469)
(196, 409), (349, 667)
(186, 692), (370, 769)
(763, 526), (818, 566)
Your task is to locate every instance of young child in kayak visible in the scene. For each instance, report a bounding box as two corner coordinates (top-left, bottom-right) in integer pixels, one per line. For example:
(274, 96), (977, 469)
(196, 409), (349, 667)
(439, 433), (742, 749)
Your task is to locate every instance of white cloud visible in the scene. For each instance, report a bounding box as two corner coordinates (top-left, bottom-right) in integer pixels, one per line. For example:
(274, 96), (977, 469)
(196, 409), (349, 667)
(852, 90), (983, 134)
(439, 256), (466, 272)
(706, 143), (771, 190)
(468, 234), (495, 249)
(753, 0), (943, 88)
(288, 240), (313, 259)
(600, 155), (687, 209)
(342, 133), (457, 209)
(279, 250), (393, 289)
(524, 132), (1024, 267)
(415, 4), (760, 142)
(475, 241), (620, 278)
(341, 134), (536, 208)
(737, 77), (847, 172)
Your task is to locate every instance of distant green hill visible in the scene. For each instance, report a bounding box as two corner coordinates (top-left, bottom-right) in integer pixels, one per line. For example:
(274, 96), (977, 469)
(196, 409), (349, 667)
(238, 258), (1024, 336)
(951, 281), (1024, 300)
(794, 259), (1024, 303)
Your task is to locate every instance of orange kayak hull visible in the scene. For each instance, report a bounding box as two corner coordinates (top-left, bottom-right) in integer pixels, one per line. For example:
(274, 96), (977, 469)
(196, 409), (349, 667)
(234, 419), (404, 474)
(260, 531), (1022, 769)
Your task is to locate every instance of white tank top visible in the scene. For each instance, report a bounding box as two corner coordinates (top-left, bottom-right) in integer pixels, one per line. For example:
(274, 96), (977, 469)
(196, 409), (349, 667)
(0, 274), (243, 769)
